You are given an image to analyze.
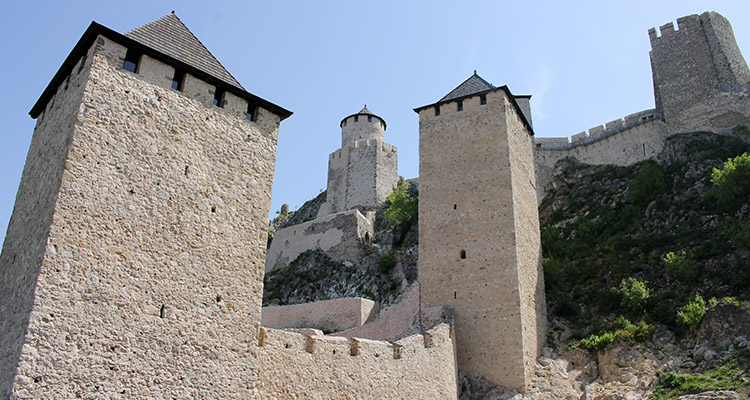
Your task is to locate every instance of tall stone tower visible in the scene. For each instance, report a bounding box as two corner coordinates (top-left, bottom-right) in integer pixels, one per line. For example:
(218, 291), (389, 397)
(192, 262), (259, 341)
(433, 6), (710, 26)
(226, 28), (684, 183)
(317, 107), (398, 216)
(650, 11), (750, 133)
(0, 14), (291, 397)
(415, 73), (545, 391)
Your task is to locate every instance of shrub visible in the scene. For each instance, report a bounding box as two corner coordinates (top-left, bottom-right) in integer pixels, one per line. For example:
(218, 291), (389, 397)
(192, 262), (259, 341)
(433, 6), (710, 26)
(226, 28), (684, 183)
(384, 182), (418, 225)
(377, 252), (396, 274)
(711, 152), (750, 208)
(678, 293), (706, 331)
(628, 161), (666, 207)
(573, 317), (654, 351)
(663, 250), (699, 283)
(614, 277), (652, 316)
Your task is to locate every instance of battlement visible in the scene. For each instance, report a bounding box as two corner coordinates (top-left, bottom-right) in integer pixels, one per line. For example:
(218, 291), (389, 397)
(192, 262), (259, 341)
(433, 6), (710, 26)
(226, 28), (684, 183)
(258, 322), (451, 360)
(648, 14), (702, 44)
(534, 109), (664, 151)
(329, 139), (397, 160)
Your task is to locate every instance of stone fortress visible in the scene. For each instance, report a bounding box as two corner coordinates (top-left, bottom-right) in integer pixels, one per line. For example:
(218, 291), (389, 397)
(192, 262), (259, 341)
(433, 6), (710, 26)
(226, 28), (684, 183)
(0, 10), (748, 400)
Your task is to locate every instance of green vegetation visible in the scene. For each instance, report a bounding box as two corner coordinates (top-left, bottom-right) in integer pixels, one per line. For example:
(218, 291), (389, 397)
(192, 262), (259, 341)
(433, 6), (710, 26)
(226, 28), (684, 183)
(377, 251), (396, 274)
(711, 151), (750, 209)
(664, 251), (699, 283)
(677, 294), (706, 332)
(573, 316), (655, 351)
(540, 133), (750, 341)
(384, 182), (418, 225)
(614, 278), (653, 316)
(653, 361), (750, 399)
(628, 160), (667, 207)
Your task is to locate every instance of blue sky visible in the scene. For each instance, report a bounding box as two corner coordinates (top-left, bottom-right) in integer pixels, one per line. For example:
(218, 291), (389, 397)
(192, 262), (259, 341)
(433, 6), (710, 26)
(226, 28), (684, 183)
(1, 1), (749, 243)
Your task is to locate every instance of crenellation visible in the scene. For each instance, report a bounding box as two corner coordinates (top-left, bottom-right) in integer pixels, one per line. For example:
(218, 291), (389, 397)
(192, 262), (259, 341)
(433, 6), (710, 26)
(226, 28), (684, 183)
(182, 73), (214, 106)
(659, 22), (676, 36)
(137, 54), (175, 90)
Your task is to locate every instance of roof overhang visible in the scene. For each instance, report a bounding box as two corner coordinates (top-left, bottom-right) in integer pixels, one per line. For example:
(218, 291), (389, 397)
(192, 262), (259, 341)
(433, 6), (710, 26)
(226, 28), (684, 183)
(29, 21), (293, 121)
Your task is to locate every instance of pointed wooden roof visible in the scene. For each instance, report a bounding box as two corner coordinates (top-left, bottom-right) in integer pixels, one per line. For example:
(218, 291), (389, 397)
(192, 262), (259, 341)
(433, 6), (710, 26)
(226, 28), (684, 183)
(30, 15), (292, 120)
(125, 13), (243, 89)
(439, 72), (495, 102)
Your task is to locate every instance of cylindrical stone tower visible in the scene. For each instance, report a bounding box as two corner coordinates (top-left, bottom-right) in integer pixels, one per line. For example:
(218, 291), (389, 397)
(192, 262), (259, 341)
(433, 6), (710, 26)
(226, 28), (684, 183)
(340, 106), (387, 146)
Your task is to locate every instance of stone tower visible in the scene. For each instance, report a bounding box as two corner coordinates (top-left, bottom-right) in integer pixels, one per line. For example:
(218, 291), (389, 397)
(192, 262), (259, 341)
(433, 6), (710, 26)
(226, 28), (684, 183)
(317, 107), (398, 217)
(650, 11), (750, 133)
(415, 73), (545, 391)
(0, 14), (291, 397)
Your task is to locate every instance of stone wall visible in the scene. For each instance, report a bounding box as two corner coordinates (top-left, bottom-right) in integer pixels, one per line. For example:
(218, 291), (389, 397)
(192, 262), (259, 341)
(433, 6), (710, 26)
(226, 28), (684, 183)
(0, 41), (93, 399)
(261, 297), (378, 333)
(265, 209), (375, 272)
(417, 88), (542, 391)
(257, 323), (458, 399)
(650, 12), (750, 133)
(534, 116), (670, 199)
(1, 34), (280, 398)
(321, 139), (399, 215)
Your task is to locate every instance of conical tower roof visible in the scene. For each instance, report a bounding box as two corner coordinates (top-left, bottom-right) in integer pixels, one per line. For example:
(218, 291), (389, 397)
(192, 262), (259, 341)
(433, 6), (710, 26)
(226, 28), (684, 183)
(439, 71), (495, 102)
(126, 13), (244, 89)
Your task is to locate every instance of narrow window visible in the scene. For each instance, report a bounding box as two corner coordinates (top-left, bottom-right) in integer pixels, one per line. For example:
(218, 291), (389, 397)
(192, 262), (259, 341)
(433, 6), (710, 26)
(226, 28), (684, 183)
(480, 94), (487, 105)
(434, 105), (440, 116)
(354, 116), (359, 122)
(123, 49), (141, 73)
(457, 100), (463, 111)
(367, 116), (372, 122)
(213, 89), (225, 107)
(246, 104), (256, 121)
(454, 291), (457, 299)
(460, 250), (466, 259)
(343, 120), (347, 127)
(171, 70), (185, 91)
(453, 204), (457, 210)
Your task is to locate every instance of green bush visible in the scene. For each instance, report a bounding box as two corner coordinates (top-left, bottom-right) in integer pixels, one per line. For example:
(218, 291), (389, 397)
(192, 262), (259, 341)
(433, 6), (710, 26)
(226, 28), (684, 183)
(377, 252), (396, 274)
(663, 250), (699, 283)
(573, 317), (654, 351)
(653, 361), (750, 400)
(628, 161), (666, 207)
(678, 293), (706, 331)
(384, 182), (418, 225)
(614, 277), (652, 316)
(711, 152), (750, 208)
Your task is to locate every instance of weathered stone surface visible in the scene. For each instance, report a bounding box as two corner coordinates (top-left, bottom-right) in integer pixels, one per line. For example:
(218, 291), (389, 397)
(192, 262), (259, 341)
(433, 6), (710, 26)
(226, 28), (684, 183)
(265, 209), (375, 272)
(418, 86), (545, 391)
(262, 297), (378, 333)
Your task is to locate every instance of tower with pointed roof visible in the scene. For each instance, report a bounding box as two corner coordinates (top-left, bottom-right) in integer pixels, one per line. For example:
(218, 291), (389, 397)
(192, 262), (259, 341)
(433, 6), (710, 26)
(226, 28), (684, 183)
(317, 106), (398, 216)
(415, 73), (545, 391)
(0, 14), (291, 397)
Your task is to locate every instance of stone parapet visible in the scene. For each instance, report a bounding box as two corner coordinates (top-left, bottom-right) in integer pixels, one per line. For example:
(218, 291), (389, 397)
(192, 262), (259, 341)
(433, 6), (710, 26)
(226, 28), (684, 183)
(262, 297), (378, 333)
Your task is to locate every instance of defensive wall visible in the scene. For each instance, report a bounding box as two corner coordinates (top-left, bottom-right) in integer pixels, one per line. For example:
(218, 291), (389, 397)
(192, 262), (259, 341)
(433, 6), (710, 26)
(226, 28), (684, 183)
(265, 208), (375, 272)
(257, 323), (458, 399)
(534, 109), (670, 198)
(261, 297), (378, 333)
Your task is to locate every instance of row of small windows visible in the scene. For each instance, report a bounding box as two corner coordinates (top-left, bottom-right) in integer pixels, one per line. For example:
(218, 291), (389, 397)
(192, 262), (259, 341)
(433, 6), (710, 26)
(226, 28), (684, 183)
(342, 115), (384, 128)
(433, 94), (487, 116)
(122, 48), (256, 121)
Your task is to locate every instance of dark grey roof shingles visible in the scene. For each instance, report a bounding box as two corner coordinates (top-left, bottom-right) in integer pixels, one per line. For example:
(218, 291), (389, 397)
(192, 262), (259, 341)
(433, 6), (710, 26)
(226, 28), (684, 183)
(125, 13), (244, 89)
(439, 73), (495, 102)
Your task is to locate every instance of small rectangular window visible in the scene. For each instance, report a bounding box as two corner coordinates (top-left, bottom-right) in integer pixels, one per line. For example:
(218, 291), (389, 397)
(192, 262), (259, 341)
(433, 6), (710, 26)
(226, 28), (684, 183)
(480, 95), (487, 105)
(246, 104), (256, 121)
(213, 89), (225, 107)
(123, 49), (141, 73)
(354, 116), (359, 122)
(434, 105), (440, 116)
(171, 70), (185, 91)
(457, 100), (463, 111)
(367, 116), (372, 122)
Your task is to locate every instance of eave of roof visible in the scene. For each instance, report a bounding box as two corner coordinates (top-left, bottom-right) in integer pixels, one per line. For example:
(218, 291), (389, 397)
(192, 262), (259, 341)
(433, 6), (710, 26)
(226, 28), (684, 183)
(339, 111), (387, 130)
(413, 85), (535, 136)
(29, 21), (292, 121)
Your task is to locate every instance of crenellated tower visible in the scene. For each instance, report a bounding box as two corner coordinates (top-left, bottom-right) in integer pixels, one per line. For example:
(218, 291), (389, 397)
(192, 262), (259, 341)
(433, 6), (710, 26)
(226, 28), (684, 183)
(415, 73), (545, 391)
(649, 11), (750, 133)
(317, 106), (398, 216)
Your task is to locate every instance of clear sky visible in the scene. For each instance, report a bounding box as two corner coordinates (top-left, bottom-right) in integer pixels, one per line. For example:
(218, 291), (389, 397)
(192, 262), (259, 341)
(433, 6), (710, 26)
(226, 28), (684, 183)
(1, 1), (749, 244)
